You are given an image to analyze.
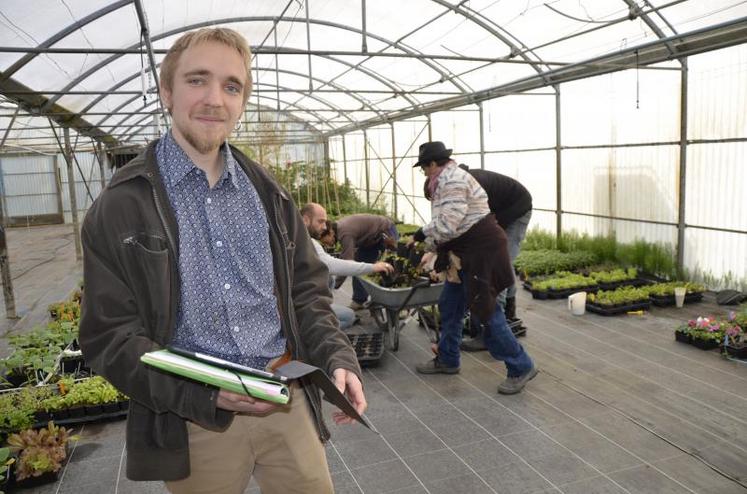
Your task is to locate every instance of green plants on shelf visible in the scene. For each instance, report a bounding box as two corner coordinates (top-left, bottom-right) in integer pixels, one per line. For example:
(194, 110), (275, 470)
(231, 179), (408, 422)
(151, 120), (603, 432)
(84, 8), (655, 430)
(589, 267), (638, 284)
(532, 272), (597, 292)
(514, 249), (596, 277)
(588, 286), (650, 307)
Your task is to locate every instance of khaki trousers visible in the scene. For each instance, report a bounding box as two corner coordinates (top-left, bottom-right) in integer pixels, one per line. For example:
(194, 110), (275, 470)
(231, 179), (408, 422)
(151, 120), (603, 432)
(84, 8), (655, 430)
(165, 385), (332, 494)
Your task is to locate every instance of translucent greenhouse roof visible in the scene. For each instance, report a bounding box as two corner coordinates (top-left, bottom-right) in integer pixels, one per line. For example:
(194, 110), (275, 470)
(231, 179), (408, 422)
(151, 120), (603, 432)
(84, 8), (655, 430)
(1, 0), (746, 153)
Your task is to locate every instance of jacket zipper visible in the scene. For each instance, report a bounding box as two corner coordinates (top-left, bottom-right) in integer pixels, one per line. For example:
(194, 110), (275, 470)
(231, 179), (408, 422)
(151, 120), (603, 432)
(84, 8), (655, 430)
(148, 174), (178, 342)
(273, 193), (326, 439)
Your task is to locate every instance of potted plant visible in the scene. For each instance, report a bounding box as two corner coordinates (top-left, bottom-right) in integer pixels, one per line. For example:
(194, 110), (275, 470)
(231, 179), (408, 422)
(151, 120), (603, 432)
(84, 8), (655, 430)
(0, 446), (14, 494)
(676, 316), (724, 350)
(647, 281), (705, 306)
(722, 311), (746, 359)
(586, 286), (651, 316)
(6, 422), (77, 488)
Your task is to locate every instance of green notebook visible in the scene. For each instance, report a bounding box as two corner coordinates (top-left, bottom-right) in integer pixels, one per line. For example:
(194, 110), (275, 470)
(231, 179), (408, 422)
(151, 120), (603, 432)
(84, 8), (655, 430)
(141, 349), (290, 404)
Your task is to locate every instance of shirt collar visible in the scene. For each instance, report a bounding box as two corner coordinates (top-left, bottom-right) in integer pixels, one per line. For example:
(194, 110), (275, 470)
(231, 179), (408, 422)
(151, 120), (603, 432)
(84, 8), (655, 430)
(159, 131), (240, 189)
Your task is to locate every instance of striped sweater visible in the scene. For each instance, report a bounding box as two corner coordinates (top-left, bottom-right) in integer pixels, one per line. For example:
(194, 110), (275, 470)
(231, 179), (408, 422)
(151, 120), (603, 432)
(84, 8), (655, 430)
(423, 161), (490, 244)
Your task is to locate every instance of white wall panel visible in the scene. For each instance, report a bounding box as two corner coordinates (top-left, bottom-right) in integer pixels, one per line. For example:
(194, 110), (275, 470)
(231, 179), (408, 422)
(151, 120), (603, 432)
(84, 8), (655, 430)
(561, 69), (680, 146)
(688, 44), (747, 141)
(482, 95), (556, 151)
(686, 142), (747, 232)
(685, 229), (747, 290)
(430, 108), (481, 154)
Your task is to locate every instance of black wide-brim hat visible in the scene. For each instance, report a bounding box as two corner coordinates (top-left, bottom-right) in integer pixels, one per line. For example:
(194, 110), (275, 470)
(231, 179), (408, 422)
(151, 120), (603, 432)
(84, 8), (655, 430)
(413, 141), (452, 167)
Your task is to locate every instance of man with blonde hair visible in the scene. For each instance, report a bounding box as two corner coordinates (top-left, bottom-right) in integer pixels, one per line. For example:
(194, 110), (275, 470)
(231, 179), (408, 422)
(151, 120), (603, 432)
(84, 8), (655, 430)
(80, 27), (366, 494)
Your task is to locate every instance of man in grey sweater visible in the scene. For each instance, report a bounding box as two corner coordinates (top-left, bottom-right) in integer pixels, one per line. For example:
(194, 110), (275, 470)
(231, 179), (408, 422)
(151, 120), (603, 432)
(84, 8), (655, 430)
(301, 203), (394, 328)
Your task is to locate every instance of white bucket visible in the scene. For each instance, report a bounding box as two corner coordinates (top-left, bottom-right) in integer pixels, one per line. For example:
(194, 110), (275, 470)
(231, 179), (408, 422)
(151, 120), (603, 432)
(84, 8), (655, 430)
(568, 291), (586, 316)
(674, 286), (686, 308)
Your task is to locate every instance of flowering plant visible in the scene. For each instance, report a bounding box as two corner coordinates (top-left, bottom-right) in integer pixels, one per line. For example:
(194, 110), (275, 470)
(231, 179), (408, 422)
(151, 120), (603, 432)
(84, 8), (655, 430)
(677, 316), (725, 342)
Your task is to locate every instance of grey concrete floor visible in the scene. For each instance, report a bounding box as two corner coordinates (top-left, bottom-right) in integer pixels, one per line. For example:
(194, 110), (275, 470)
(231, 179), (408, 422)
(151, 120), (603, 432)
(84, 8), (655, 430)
(0, 223), (82, 355)
(2, 225), (746, 493)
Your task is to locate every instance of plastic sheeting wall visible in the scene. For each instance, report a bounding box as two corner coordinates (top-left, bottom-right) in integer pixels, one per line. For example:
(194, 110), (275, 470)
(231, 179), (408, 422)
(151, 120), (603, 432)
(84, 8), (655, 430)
(0, 154), (60, 225)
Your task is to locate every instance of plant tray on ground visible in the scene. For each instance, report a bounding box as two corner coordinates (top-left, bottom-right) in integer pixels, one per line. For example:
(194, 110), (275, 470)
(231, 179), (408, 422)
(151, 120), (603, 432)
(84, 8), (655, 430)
(649, 292), (704, 307)
(531, 285), (599, 300)
(674, 330), (720, 350)
(345, 333), (384, 365)
(33, 400), (129, 428)
(596, 278), (653, 291)
(585, 300), (650, 316)
(722, 344), (747, 359)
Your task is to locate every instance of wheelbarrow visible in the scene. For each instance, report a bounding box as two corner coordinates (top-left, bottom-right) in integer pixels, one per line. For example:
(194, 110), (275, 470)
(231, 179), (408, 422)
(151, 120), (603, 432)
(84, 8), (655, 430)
(356, 276), (443, 351)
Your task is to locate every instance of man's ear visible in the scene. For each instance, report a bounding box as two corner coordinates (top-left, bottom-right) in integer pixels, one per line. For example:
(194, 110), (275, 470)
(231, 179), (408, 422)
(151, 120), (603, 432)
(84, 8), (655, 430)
(161, 84), (172, 112)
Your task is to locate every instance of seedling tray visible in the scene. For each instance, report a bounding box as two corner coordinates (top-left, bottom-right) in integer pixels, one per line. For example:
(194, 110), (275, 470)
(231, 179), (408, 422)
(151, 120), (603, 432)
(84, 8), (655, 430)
(585, 300), (650, 316)
(649, 292), (704, 307)
(723, 344), (747, 359)
(346, 332), (385, 366)
(595, 278), (653, 291)
(530, 285), (598, 300)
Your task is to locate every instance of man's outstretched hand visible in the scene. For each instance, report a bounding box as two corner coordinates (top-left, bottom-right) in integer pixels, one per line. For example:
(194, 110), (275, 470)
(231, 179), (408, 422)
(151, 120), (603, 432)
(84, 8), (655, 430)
(331, 368), (367, 425)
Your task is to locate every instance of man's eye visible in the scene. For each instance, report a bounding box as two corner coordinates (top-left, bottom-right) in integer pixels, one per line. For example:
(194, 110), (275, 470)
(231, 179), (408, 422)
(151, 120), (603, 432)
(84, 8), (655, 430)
(188, 78), (204, 85)
(226, 84), (241, 94)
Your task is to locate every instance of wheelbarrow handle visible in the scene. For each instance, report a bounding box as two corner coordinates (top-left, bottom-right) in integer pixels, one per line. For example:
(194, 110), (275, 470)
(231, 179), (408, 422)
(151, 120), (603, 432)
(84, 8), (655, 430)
(396, 277), (431, 313)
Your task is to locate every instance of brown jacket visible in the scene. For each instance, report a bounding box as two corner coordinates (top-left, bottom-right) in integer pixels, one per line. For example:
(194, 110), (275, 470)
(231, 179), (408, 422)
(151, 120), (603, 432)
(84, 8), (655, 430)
(79, 141), (361, 481)
(435, 214), (514, 321)
(336, 214), (394, 261)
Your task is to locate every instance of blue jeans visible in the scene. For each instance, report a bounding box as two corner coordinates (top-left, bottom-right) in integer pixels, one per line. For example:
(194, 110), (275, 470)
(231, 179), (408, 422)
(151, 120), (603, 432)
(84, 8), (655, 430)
(438, 272), (533, 377)
(352, 225), (398, 304)
(498, 209), (532, 306)
(332, 303), (356, 329)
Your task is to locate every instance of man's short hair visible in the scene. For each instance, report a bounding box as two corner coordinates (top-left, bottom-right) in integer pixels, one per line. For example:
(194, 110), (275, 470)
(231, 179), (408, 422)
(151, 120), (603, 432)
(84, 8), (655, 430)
(300, 203), (317, 218)
(160, 27), (253, 107)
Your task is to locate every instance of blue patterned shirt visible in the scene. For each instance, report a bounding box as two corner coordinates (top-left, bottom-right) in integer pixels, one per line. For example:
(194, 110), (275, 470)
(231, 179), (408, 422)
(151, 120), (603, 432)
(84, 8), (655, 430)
(156, 132), (285, 370)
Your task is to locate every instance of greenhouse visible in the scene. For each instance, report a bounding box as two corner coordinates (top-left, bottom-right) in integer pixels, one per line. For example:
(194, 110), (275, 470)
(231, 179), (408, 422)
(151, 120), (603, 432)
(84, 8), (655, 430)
(0, 1), (746, 493)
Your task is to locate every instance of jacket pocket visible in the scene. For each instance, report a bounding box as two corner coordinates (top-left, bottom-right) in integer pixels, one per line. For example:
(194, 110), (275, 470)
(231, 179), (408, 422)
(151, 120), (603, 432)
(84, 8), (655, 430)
(120, 233), (171, 339)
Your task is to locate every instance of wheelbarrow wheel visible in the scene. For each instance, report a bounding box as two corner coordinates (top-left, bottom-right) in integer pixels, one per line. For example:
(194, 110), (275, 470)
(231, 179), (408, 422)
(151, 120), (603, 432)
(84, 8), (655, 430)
(370, 306), (388, 331)
(387, 310), (400, 351)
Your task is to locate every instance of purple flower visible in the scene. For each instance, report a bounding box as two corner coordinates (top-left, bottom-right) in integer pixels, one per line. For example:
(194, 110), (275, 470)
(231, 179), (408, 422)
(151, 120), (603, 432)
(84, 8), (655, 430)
(728, 311), (736, 322)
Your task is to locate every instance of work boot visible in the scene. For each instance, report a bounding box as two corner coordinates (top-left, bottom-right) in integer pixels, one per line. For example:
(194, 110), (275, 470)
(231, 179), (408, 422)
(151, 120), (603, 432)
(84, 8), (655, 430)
(497, 366), (538, 395)
(460, 336), (487, 352)
(416, 357), (460, 375)
(505, 296), (517, 321)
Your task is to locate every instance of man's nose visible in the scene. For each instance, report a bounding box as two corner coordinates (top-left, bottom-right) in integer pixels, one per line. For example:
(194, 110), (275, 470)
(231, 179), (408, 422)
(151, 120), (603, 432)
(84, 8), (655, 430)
(203, 81), (223, 106)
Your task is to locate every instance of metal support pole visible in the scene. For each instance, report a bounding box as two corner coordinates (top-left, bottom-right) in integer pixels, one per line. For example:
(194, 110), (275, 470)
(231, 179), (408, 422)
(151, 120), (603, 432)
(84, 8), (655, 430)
(97, 141), (107, 189)
(554, 85), (562, 240)
(427, 115), (432, 141)
(676, 59), (689, 273)
(63, 127), (83, 261)
(53, 155), (64, 217)
(364, 129), (370, 208)
(342, 135), (348, 184)
(391, 123), (397, 220)
(478, 102), (485, 169)
(0, 189), (17, 318)
(305, 0), (313, 92)
(361, 0), (368, 53)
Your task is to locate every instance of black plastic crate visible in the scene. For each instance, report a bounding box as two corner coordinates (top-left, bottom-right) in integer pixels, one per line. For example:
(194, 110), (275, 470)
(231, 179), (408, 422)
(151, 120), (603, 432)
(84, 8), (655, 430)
(346, 332), (385, 365)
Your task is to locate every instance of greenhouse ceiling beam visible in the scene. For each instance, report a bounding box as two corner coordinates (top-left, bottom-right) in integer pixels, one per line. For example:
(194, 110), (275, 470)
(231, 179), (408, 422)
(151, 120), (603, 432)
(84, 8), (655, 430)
(621, 0), (676, 56)
(42, 16), (434, 113)
(0, 0), (131, 81)
(95, 79), (337, 135)
(0, 74), (119, 148)
(5, 89), (466, 96)
(109, 82), (345, 140)
(324, 16), (747, 138)
(0, 45), (675, 68)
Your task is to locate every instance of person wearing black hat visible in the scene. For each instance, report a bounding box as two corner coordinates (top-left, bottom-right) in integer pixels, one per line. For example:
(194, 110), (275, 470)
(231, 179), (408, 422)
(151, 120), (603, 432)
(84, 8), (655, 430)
(410, 141), (537, 395)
